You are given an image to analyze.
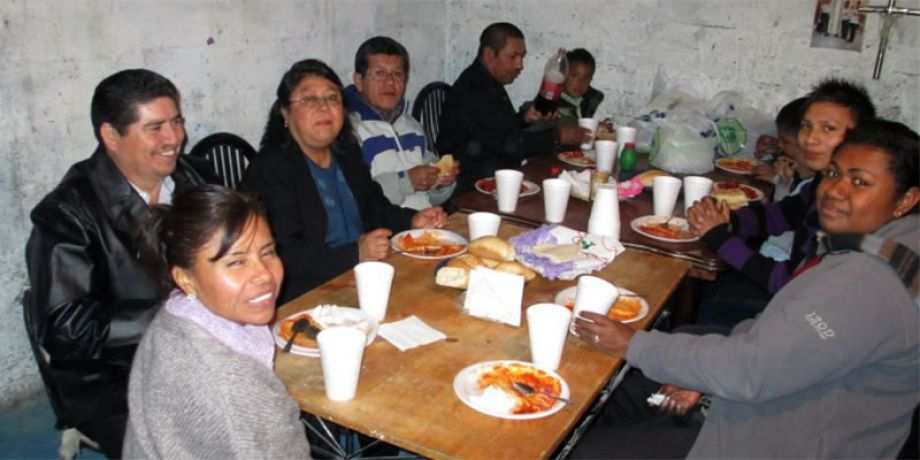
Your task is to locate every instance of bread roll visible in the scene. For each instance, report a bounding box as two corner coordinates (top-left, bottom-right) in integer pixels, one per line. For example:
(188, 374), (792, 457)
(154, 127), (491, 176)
(447, 254), (486, 270)
(435, 267), (468, 289)
(434, 154), (456, 176)
(469, 236), (514, 261)
(494, 261), (537, 281)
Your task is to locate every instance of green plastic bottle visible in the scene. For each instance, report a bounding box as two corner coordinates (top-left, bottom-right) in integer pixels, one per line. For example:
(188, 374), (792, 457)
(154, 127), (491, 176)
(619, 142), (637, 180)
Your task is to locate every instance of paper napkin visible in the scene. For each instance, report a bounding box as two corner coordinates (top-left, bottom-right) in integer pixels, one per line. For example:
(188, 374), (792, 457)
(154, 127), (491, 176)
(378, 315), (447, 352)
(463, 267), (524, 327)
(558, 169), (644, 201)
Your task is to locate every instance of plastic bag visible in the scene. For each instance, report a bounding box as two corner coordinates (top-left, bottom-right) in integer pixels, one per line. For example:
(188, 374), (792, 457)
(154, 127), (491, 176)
(706, 91), (775, 158)
(630, 87), (706, 151)
(648, 108), (719, 174)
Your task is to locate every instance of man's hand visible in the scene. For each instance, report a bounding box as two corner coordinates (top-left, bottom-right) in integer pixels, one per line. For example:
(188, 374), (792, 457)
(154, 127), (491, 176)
(572, 311), (635, 356)
(358, 228), (392, 261)
(558, 124), (591, 146)
(773, 156), (797, 180)
(408, 165), (440, 191)
(657, 384), (702, 416)
(687, 197), (731, 236)
(524, 104), (559, 123)
(754, 134), (780, 159)
(752, 162), (776, 182)
(435, 160), (460, 187)
(412, 207), (447, 229)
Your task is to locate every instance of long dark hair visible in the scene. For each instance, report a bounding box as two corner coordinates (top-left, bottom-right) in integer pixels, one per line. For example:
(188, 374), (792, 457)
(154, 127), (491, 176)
(259, 58), (357, 152)
(139, 185), (268, 295)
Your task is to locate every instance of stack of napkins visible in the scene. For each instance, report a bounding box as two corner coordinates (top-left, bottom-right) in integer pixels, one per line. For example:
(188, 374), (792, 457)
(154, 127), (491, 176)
(558, 169), (644, 201)
(558, 169), (594, 200)
(510, 224), (624, 280)
(378, 316), (447, 351)
(463, 267), (525, 327)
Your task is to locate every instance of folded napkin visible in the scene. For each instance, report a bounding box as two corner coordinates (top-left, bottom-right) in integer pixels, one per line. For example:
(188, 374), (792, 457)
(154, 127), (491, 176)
(510, 224), (624, 280)
(378, 315), (447, 352)
(558, 169), (643, 201)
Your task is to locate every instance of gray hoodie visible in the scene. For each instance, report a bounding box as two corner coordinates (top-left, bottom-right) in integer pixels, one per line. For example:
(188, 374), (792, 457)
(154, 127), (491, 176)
(628, 214), (919, 459)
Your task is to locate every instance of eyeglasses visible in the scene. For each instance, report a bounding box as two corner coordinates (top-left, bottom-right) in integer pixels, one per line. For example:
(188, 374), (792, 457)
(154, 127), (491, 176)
(289, 93), (343, 110)
(366, 69), (406, 83)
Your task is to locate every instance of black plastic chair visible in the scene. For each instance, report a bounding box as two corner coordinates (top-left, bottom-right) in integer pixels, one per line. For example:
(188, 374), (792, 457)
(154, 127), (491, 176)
(188, 132), (256, 189)
(22, 289), (100, 459)
(411, 81), (450, 155)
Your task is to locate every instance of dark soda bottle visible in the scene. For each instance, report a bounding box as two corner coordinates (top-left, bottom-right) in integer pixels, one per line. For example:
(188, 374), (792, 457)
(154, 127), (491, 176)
(533, 49), (567, 115)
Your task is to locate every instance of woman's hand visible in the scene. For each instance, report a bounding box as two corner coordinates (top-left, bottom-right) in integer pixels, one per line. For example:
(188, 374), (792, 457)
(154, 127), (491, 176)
(412, 207), (447, 229)
(572, 311), (635, 356)
(688, 197), (731, 236)
(408, 165), (440, 191)
(657, 384), (702, 416)
(358, 228), (392, 261)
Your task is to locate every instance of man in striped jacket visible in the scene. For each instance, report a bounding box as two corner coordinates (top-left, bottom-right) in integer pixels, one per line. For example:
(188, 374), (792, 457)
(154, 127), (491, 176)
(345, 36), (457, 210)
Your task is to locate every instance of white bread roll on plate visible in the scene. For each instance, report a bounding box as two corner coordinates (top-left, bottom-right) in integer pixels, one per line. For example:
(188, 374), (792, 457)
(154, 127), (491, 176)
(468, 236), (515, 261)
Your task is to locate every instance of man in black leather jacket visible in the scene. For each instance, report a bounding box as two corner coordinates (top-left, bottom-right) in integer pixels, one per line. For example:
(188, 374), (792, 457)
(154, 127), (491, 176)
(25, 69), (205, 458)
(436, 22), (589, 191)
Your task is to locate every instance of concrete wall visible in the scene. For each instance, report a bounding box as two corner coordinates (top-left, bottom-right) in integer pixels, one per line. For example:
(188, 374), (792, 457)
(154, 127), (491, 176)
(446, 0), (919, 124)
(1, 0), (917, 407)
(0, 0), (449, 407)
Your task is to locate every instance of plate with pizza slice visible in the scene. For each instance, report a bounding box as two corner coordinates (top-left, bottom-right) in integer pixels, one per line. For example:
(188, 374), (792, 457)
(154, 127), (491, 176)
(273, 305), (378, 357)
(391, 229), (468, 260)
(554, 286), (649, 324)
(474, 177), (541, 198)
(557, 150), (596, 168)
(453, 360), (570, 420)
(630, 215), (699, 243)
(712, 181), (765, 202)
(715, 156), (759, 175)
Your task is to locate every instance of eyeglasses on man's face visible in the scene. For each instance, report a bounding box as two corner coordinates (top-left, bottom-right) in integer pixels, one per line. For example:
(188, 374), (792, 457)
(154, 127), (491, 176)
(366, 68), (406, 83)
(289, 93), (343, 110)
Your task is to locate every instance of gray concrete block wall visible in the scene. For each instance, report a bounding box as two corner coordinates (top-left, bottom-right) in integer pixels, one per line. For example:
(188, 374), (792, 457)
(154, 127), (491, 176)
(1, 0), (917, 408)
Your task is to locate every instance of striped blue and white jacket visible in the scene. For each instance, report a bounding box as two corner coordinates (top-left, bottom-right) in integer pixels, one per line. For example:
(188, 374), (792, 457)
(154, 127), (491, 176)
(344, 85), (455, 210)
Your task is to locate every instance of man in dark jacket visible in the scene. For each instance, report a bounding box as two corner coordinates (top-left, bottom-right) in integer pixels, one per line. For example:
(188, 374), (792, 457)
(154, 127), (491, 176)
(436, 22), (588, 190)
(25, 69), (205, 458)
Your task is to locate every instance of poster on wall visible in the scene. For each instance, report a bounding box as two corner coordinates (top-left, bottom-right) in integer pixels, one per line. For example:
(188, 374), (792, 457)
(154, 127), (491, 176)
(811, 0), (867, 51)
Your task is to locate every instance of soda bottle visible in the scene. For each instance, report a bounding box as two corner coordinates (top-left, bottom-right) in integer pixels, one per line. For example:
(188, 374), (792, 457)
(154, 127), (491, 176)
(533, 49), (568, 115)
(619, 142), (637, 181)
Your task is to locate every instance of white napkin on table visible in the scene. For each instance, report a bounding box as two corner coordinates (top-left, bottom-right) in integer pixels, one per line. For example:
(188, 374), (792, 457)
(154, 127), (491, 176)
(378, 315), (447, 352)
(463, 267), (524, 327)
(558, 169), (593, 200)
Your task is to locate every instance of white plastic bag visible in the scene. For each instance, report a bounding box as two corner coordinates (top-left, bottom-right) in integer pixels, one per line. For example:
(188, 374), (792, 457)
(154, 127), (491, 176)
(706, 91), (775, 158)
(630, 87), (706, 152)
(648, 108), (719, 174)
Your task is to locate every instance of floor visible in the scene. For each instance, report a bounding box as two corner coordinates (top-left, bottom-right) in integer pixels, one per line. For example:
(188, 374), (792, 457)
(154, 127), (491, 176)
(0, 393), (104, 460)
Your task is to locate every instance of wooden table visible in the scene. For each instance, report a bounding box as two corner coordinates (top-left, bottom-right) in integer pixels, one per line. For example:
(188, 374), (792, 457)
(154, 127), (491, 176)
(275, 213), (690, 459)
(452, 154), (772, 281)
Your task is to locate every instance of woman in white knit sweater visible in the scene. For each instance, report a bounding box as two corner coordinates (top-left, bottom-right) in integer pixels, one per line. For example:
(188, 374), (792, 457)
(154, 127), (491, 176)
(123, 185), (311, 459)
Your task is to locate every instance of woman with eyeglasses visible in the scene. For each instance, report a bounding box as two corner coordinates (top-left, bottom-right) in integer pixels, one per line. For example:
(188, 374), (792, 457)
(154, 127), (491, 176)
(244, 59), (446, 304)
